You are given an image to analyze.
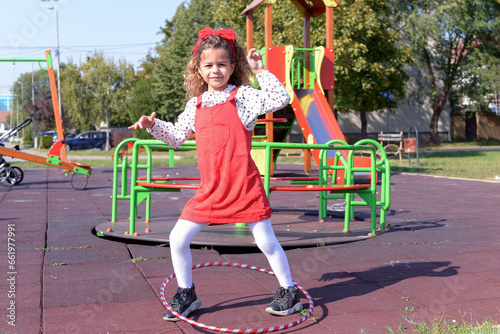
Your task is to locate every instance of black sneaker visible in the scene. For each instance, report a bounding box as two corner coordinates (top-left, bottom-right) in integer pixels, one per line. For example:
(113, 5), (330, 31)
(265, 286), (303, 316)
(163, 284), (202, 322)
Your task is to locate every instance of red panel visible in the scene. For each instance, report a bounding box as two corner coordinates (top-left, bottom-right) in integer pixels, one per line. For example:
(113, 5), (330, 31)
(266, 46), (287, 84)
(270, 184), (370, 192)
(320, 48), (335, 90)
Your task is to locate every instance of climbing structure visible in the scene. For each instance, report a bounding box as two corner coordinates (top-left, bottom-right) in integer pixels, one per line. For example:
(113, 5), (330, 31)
(241, 0), (365, 173)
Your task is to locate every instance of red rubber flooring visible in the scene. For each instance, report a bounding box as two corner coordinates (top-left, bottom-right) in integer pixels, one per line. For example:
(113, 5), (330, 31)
(1, 165), (500, 333)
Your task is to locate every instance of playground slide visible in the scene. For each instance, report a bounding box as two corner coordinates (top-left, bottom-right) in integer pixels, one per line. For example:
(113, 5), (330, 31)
(291, 83), (347, 163)
(291, 83), (371, 183)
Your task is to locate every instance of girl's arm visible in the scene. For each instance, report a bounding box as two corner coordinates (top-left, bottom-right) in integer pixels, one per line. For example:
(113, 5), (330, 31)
(237, 70), (291, 130)
(242, 48), (290, 116)
(129, 99), (196, 149)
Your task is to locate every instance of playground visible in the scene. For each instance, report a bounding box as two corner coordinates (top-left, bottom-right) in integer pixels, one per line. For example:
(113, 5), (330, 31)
(2, 0), (500, 332)
(2, 166), (500, 332)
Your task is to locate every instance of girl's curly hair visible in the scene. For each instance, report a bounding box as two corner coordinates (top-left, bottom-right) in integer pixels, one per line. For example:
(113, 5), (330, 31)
(183, 32), (254, 98)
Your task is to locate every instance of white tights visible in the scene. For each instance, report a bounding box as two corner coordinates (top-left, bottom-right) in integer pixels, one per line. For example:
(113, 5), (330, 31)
(169, 218), (294, 289)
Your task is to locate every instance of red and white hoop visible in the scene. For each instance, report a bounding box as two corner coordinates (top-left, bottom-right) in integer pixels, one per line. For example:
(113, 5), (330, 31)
(160, 262), (314, 333)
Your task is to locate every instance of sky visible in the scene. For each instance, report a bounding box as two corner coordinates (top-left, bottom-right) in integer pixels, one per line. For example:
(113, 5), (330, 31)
(0, 0), (186, 95)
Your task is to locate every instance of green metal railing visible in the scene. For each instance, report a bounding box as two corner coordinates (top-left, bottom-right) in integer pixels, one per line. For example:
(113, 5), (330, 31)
(108, 139), (390, 237)
(0, 57), (50, 71)
(290, 47), (321, 89)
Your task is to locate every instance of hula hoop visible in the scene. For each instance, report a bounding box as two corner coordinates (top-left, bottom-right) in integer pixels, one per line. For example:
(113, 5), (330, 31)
(160, 262), (314, 333)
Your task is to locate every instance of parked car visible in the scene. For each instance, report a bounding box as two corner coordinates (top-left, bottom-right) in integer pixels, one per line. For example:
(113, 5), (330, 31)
(52, 132), (76, 143)
(64, 131), (108, 151)
(36, 131), (57, 138)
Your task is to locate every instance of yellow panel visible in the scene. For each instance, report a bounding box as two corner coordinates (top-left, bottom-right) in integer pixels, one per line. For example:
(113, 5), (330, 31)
(290, 0), (306, 16)
(284, 45), (295, 104)
(250, 137), (267, 175)
(314, 46), (325, 92)
(322, 0), (338, 7)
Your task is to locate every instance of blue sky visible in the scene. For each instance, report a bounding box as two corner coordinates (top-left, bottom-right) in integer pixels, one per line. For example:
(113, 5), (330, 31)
(0, 0), (186, 95)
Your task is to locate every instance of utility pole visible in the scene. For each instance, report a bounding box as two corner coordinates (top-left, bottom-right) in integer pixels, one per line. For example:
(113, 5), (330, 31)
(46, 5), (62, 118)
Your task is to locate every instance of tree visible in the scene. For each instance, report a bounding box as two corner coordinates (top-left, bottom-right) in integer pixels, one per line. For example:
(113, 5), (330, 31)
(128, 76), (162, 139)
(25, 91), (56, 132)
(459, 44), (500, 114)
(153, 0), (412, 139)
(153, 0), (326, 123)
(333, 0), (413, 137)
(153, 0), (217, 122)
(213, 0), (412, 138)
(9, 70), (50, 132)
(212, 0), (325, 52)
(61, 52), (135, 149)
(395, 0), (500, 142)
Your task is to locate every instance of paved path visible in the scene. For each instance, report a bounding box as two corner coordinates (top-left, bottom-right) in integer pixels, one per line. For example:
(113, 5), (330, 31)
(1, 166), (500, 333)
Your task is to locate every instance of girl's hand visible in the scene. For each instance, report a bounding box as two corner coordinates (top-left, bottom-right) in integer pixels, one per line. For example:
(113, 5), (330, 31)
(129, 112), (156, 129)
(247, 48), (265, 75)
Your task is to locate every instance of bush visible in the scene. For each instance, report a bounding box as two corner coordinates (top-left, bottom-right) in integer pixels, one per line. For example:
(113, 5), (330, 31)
(40, 136), (54, 149)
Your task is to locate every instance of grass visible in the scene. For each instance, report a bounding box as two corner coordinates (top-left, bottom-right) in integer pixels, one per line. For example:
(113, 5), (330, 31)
(126, 256), (170, 264)
(10, 140), (500, 181)
(387, 139), (500, 181)
(381, 316), (499, 334)
(389, 150), (500, 181)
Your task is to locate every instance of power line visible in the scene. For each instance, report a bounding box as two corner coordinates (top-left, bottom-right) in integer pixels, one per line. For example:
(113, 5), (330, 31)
(0, 42), (158, 50)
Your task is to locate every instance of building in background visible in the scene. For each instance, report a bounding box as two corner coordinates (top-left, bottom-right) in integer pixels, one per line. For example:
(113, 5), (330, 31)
(0, 94), (13, 136)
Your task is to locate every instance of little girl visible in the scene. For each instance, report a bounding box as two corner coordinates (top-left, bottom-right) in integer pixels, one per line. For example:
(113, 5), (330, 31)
(129, 27), (302, 321)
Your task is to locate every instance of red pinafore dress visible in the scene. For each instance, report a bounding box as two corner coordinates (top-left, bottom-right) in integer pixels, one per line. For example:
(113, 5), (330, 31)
(179, 88), (272, 224)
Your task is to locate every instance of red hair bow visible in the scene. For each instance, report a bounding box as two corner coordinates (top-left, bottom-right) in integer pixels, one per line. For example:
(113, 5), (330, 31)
(193, 27), (236, 58)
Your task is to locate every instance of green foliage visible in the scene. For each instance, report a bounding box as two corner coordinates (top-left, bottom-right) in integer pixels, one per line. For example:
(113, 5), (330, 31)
(61, 52), (135, 132)
(128, 76), (161, 139)
(10, 69), (69, 134)
(151, 0), (328, 124)
(333, 0), (413, 114)
(11, 69), (51, 116)
(213, 0), (412, 138)
(22, 123), (34, 145)
(40, 135), (54, 149)
(153, 0), (217, 123)
(25, 90), (71, 133)
(211, 0), (326, 55)
(459, 47), (500, 113)
(394, 0), (500, 142)
(136, 51), (158, 79)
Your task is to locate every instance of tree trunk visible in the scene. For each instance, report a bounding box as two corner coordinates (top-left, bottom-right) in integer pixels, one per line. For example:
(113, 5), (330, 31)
(429, 86), (451, 143)
(360, 111), (368, 138)
(429, 109), (441, 143)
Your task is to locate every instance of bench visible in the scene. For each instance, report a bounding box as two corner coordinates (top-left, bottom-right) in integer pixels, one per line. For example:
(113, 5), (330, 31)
(111, 139), (390, 237)
(378, 131), (403, 164)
